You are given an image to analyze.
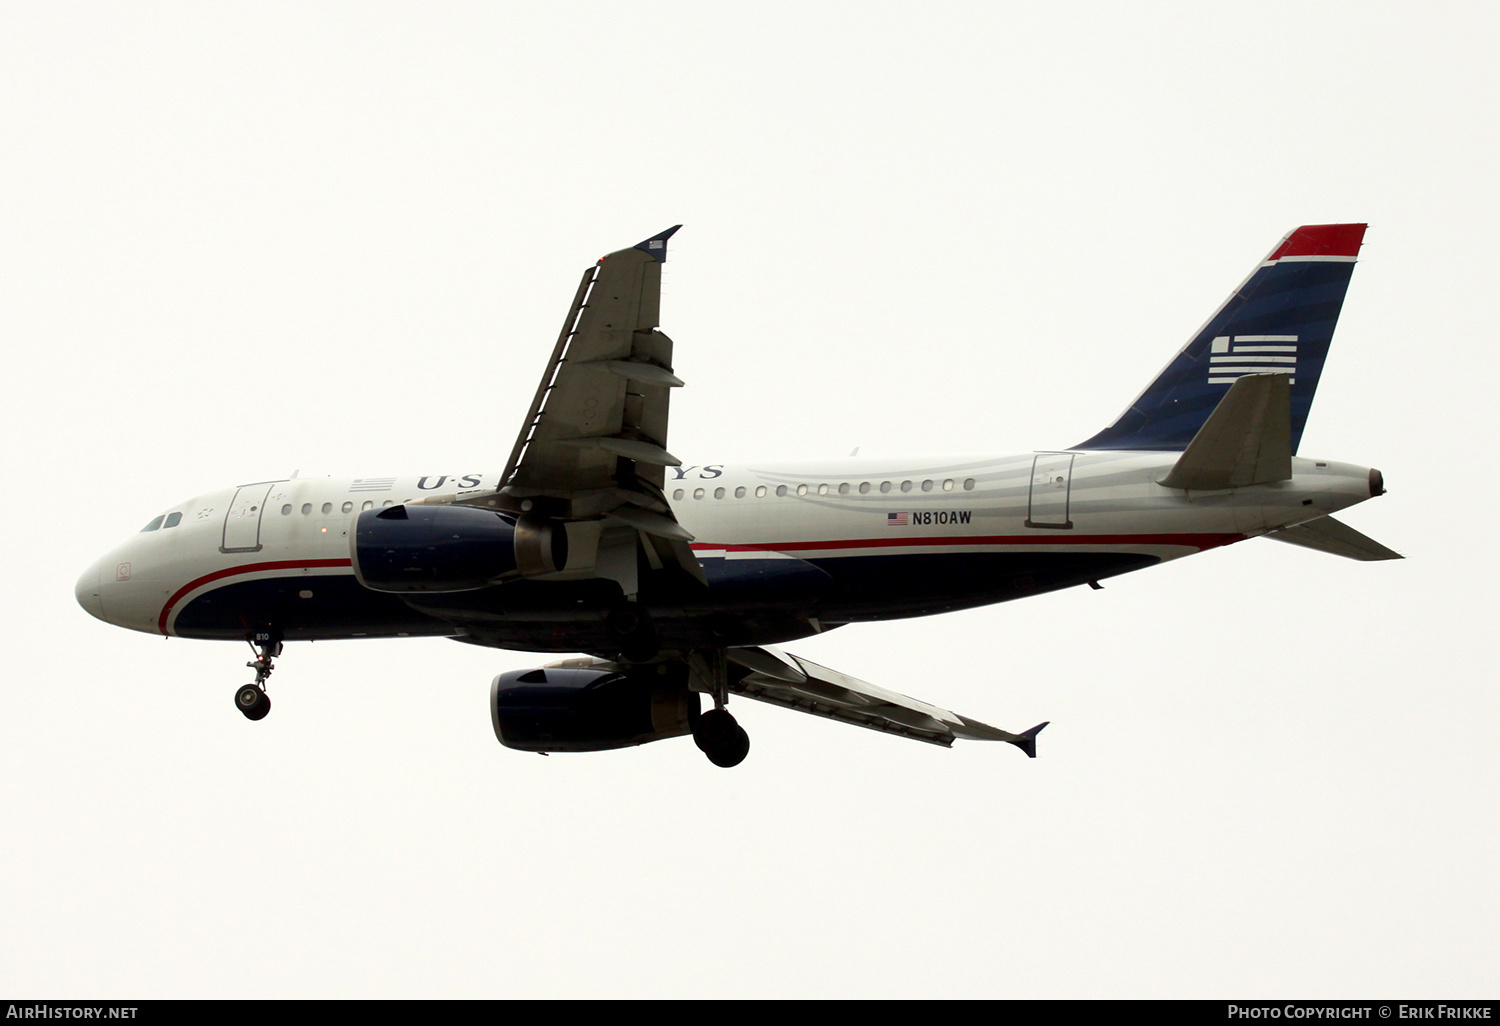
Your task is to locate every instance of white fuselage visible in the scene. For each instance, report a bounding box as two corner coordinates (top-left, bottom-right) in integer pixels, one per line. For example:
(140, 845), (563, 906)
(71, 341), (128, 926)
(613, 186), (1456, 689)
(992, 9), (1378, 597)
(76, 450), (1379, 644)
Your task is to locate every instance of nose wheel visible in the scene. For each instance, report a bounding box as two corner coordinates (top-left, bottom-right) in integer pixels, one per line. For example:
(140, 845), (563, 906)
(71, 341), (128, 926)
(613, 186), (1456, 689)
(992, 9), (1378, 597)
(235, 683), (271, 720)
(236, 631), (281, 721)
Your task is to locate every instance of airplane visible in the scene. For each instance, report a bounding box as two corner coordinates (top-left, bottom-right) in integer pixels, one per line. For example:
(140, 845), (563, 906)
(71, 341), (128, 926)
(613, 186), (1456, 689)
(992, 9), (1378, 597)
(75, 223), (1398, 768)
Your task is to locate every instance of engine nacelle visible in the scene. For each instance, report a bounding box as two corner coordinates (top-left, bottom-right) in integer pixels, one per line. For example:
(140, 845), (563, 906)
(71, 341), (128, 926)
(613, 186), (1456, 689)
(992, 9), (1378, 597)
(353, 504), (568, 593)
(490, 665), (697, 753)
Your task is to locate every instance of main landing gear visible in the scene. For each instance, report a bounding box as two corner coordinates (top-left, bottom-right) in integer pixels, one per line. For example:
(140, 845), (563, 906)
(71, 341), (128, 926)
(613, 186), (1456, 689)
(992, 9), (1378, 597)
(693, 707), (750, 768)
(235, 630), (280, 721)
(690, 649), (749, 768)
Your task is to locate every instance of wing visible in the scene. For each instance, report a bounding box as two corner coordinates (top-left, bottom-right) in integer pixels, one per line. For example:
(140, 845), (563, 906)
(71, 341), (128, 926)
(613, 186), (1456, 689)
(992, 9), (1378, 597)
(462, 226), (703, 590)
(726, 646), (1049, 756)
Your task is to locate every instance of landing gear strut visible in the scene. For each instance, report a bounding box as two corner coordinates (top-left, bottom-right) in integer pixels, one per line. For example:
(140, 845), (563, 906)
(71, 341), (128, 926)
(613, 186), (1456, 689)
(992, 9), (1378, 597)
(235, 630), (280, 721)
(689, 649), (749, 767)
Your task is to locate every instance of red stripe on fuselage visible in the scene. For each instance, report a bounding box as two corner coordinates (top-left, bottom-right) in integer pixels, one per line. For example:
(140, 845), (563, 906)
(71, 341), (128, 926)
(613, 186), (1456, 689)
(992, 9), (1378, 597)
(158, 558), (354, 635)
(690, 533), (1244, 553)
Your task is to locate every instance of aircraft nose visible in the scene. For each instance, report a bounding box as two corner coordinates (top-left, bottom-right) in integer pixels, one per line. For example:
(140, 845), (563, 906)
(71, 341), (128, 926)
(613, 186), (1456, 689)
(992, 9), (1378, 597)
(75, 559), (105, 622)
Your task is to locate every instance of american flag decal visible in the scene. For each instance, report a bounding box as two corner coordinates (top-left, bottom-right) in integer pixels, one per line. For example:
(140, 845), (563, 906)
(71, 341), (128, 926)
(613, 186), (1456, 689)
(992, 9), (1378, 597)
(1208, 335), (1297, 385)
(887, 512), (910, 527)
(350, 478), (397, 492)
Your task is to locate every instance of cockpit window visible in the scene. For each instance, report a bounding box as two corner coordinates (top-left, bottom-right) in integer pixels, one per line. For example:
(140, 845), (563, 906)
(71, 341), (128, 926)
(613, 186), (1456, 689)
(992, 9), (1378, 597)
(141, 515), (165, 532)
(163, 512), (183, 528)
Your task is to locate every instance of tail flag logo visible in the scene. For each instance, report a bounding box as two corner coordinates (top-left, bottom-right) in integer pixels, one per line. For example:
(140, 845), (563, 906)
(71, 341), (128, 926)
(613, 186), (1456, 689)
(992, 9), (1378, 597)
(1207, 335), (1297, 386)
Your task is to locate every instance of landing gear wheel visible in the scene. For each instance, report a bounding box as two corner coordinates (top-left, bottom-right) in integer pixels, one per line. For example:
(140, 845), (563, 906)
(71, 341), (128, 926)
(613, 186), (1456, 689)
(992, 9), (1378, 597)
(235, 684), (271, 721)
(694, 708), (750, 768)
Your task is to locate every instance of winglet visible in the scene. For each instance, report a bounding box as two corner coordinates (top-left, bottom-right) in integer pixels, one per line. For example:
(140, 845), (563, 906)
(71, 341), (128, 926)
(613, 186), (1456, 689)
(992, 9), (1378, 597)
(1011, 721), (1049, 759)
(633, 225), (683, 263)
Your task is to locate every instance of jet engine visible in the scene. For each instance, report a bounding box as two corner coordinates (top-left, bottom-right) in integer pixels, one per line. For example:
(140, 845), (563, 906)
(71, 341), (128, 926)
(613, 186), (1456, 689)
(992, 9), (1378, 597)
(490, 663), (697, 753)
(351, 504), (567, 592)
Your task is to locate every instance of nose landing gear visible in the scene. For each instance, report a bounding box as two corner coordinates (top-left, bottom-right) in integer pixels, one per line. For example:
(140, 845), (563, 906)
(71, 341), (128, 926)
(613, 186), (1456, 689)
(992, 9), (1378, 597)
(235, 630), (281, 721)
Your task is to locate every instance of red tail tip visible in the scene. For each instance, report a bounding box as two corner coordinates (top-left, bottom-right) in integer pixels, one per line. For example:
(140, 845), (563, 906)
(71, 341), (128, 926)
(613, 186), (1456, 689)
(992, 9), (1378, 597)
(1269, 223), (1368, 260)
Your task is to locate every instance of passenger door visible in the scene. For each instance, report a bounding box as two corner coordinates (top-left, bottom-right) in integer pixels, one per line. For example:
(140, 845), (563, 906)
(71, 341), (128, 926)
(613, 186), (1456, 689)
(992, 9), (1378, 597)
(221, 482), (276, 553)
(1026, 454), (1074, 529)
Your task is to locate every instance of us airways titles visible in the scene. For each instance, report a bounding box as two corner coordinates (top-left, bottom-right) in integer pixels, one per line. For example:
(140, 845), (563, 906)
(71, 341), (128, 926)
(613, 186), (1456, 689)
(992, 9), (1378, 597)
(415, 474), (486, 490)
(415, 468), (730, 489)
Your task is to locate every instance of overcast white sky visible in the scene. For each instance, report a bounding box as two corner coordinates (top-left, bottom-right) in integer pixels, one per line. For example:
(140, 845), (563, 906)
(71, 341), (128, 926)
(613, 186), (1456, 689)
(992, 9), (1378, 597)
(2, 2), (1496, 998)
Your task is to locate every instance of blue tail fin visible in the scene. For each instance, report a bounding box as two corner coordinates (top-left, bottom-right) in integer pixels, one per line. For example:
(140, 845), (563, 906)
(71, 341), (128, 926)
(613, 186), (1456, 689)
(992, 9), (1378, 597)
(1074, 224), (1366, 454)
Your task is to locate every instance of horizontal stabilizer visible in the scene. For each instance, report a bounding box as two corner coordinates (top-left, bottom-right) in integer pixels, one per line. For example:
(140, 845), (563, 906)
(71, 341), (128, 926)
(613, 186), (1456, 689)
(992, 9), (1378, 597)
(1160, 373), (1292, 490)
(1265, 515), (1403, 561)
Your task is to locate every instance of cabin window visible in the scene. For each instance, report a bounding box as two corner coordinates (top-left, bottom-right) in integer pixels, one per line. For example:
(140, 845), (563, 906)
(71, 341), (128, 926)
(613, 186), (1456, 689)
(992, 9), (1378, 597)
(282, 504), (293, 516)
(921, 480), (933, 492)
(141, 515), (165, 532)
(776, 485), (788, 497)
(964, 478), (975, 491)
(942, 479), (954, 491)
(900, 480), (913, 493)
(673, 489), (684, 501)
(381, 500), (394, 507)
(755, 486), (767, 498)
(341, 501), (353, 513)
(858, 481), (870, 494)
(321, 502), (332, 514)
(362, 500), (374, 511)
(837, 482), (850, 495)
(879, 481), (892, 493)
(714, 487), (725, 499)
(693, 488), (705, 500)
(816, 484), (828, 495)
(796, 484), (808, 496)
(163, 512), (183, 528)
(301, 503), (312, 515)
(734, 486), (746, 498)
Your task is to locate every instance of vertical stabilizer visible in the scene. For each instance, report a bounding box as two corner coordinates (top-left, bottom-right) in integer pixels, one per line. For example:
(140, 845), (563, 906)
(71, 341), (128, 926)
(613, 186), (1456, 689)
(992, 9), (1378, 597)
(1075, 224), (1365, 454)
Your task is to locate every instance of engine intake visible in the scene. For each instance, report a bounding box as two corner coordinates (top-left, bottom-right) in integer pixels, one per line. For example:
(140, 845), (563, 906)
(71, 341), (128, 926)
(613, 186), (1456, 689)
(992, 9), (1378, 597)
(490, 665), (697, 753)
